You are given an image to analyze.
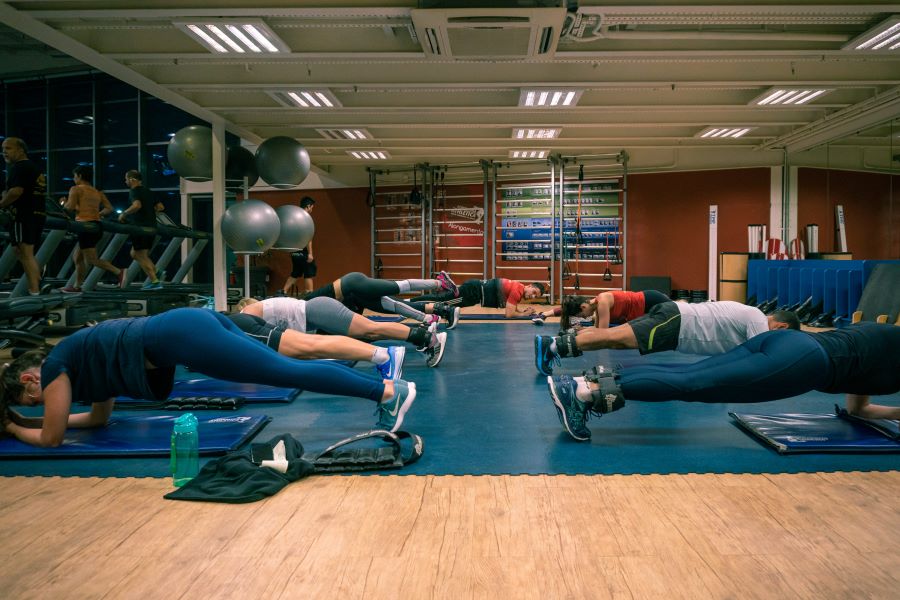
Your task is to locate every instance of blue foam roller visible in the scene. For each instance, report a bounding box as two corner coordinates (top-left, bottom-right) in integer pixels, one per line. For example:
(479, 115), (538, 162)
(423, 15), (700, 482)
(0, 414), (270, 458)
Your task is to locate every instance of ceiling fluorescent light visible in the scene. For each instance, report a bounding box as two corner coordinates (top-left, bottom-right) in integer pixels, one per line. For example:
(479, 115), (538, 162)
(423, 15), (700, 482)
(696, 126), (755, 139)
(843, 16), (900, 51)
(512, 127), (561, 139)
(268, 89), (343, 109)
(317, 128), (373, 140)
(347, 150), (390, 160)
(519, 89), (583, 108)
(750, 87), (833, 106)
(176, 19), (289, 54)
(509, 150), (548, 159)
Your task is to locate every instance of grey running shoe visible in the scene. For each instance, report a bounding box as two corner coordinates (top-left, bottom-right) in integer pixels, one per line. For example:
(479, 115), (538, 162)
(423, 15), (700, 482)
(424, 331), (447, 367)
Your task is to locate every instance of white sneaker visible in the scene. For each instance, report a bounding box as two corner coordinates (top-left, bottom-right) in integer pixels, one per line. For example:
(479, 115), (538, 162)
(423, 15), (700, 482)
(425, 331), (447, 367)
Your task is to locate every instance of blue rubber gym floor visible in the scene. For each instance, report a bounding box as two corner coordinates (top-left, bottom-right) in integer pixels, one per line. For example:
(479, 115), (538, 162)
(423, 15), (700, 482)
(1, 322), (898, 477)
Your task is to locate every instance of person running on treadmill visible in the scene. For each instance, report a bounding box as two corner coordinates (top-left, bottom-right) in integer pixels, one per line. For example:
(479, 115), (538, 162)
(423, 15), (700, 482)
(60, 165), (125, 292)
(238, 295), (447, 368)
(531, 290), (672, 329)
(0, 137), (47, 295)
(403, 278), (547, 329)
(535, 300), (800, 375)
(545, 322), (900, 442)
(0, 308), (418, 447)
(120, 169), (164, 290)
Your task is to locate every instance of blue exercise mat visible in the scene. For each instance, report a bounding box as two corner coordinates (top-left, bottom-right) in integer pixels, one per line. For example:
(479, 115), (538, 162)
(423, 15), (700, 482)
(116, 379), (301, 404)
(0, 414), (270, 458)
(731, 410), (900, 454)
(459, 313), (533, 320)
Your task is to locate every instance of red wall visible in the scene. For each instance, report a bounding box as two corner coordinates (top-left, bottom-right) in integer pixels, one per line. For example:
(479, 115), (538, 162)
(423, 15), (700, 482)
(250, 187), (371, 294)
(627, 168), (771, 291)
(797, 168), (900, 259)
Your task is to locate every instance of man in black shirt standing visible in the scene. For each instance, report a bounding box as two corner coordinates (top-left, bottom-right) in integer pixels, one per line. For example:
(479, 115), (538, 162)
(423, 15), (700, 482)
(0, 137), (46, 295)
(119, 169), (164, 289)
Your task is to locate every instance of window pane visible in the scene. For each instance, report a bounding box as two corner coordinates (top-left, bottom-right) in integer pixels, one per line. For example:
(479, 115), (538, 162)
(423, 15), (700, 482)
(104, 190), (131, 213)
(49, 149), (92, 196)
(52, 105), (94, 148)
(97, 145), (138, 192)
(8, 109), (47, 150)
(7, 83), (45, 111)
(97, 76), (137, 102)
(51, 79), (92, 107)
(143, 97), (205, 143)
(98, 100), (138, 145)
(146, 144), (179, 189)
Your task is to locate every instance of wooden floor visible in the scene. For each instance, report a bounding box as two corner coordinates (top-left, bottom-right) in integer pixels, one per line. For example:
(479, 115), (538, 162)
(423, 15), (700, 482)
(2, 472), (898, 599)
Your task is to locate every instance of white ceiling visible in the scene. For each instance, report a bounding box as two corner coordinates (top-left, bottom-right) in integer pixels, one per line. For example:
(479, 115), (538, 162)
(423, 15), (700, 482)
(2, 1), (899, 186)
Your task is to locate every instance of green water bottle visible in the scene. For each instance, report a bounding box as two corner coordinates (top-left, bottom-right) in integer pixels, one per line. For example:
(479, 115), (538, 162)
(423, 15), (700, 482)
(170, 413), (199, 487)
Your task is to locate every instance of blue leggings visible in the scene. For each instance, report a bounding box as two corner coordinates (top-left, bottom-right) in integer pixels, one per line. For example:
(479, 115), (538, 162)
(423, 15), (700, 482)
(143, 308), (384, 402)
(618, 330), (832, 403)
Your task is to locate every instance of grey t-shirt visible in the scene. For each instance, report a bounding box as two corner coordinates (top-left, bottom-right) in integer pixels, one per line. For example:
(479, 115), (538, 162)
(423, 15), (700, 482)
(675, 301), (769, 355)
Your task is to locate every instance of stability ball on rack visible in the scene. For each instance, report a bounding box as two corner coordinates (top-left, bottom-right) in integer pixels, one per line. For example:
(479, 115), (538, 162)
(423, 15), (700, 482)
(255, 136), (311, 189)
(220, 199), (281, 253)
(225, 146), (259, 192)
(167, 125), (213, 182)
(273, 204), (315, 250)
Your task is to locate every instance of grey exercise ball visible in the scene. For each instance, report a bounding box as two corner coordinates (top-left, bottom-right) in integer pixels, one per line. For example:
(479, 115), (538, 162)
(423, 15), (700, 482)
(167, 125), (213, 182)
(273, 204), (315, 250)
(220, 199), (281, 253)
(255, 136), (311, 189)
(226, 146), (259, 192)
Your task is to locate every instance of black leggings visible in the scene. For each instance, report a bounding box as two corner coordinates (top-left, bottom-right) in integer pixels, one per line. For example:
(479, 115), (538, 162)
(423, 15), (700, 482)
(143, 308), (383, 401)
(642, 290), (670, 312)
(407, 279), (483, 310)
(618, 329), (832, 403)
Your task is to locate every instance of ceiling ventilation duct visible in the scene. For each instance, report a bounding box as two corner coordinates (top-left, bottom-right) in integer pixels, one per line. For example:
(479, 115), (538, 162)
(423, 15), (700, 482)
(410, 6), (566, 60)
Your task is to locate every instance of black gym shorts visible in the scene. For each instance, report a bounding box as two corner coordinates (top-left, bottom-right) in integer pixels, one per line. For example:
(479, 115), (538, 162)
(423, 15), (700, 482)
(290, 251), (317, 278)
(8, 214), (46, 246)
(77, 230), (103, 249)
(130, 234), (155, 251)
(627, 300), (682, 355)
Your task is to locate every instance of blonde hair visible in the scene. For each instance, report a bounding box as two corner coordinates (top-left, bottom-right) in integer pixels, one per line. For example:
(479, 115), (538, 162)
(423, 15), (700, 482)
(235, 297), (259, 311)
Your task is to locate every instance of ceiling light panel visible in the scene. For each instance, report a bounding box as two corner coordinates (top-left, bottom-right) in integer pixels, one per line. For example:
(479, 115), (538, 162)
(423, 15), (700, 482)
(518, 89), (583, 108)
(512, 128), (561, 139)
(696, 127), (756, 139)
(843, 16), (900, 51)
(347, 150), (391, 160)
(749, 87), (833, 106)
(267, 89), (343, 109)
(175, 20), (290, 54)
(317, 128), (373, 140)
(509, 149), (549, 159)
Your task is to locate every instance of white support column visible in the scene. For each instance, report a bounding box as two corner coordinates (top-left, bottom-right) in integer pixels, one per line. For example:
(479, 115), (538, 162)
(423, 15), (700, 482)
(211, 122), (228, 311)
(787, 166), (799, 244)
(708, 204), (718, 301)
(769, 166), (783, 243)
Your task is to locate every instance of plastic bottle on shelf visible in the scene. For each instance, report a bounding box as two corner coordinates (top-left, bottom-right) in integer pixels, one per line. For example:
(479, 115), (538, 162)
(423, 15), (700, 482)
(170, 412), (199, 487)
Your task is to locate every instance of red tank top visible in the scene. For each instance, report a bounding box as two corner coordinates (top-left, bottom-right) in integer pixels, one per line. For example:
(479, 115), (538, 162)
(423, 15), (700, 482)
(608, 291), (646, 323)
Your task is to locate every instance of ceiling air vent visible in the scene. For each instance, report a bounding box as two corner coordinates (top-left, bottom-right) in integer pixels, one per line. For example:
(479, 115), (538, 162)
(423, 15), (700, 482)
(410, 7), (565, 60)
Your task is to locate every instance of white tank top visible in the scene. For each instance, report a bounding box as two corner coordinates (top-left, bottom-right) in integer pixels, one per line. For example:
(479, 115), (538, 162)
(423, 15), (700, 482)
(260, 297), (308, 333)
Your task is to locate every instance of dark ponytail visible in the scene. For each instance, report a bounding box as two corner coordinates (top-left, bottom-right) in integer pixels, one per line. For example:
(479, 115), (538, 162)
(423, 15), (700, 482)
(0, 350), (47, 424)
(559, 295), (590, 331)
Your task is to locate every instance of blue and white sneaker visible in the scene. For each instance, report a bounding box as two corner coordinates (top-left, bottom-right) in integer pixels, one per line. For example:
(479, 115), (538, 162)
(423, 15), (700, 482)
(142, 280), (163, 290)
(375, 346), (406, 381)
(546, 375), (591, 442)
(375, 380), (417, 432)
(534, 335), (560, 376)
